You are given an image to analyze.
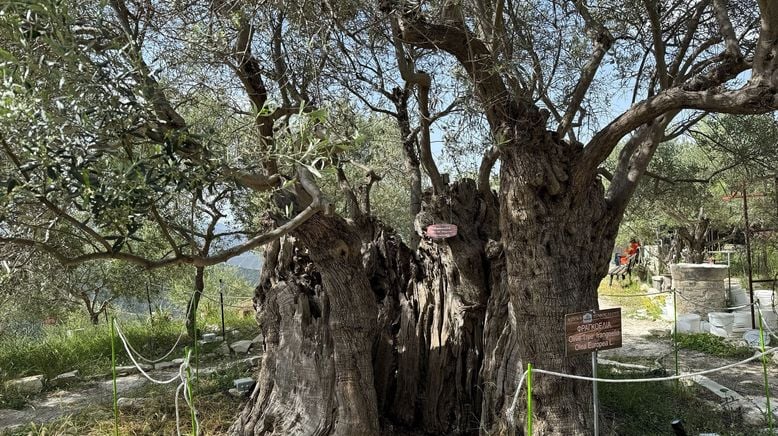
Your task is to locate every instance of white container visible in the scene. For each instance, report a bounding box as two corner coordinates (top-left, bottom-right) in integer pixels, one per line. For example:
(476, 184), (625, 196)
(729, 287), (749, 307)
(708, 312), (734, 336)
(755, 290), (775, 309)
(709, 325), (730, 337)
(708, 312), (734, 326)
(732, 312), (752, 331)
(677, 313), (701, 334)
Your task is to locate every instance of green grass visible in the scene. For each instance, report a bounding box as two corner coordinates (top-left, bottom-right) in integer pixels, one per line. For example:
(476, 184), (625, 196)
(600, 366), (767, 435)
(598, 278), (666, 320)
(0, 305), (260, 409)
(676, 333), (755, 359)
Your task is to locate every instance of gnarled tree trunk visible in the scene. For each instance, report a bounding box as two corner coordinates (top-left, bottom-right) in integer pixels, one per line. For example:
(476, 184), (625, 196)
(229, 215), (379, 435)
(491, 121), (619, 435)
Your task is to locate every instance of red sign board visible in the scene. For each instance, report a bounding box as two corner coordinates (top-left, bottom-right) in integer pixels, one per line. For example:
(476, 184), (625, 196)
(426, 224), (457, 239)
(564, 308), (622, 356)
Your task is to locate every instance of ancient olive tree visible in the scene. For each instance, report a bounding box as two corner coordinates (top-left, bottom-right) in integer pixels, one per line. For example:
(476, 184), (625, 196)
(3, 0), (778, 435)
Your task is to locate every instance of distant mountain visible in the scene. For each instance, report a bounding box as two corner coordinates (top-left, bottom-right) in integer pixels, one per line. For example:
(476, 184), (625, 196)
(227, 251), (263, 271)
(213, 221), (264, 271)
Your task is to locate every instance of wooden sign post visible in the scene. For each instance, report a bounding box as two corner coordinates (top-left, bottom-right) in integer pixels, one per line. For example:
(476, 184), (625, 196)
(565, 308), (622, 436)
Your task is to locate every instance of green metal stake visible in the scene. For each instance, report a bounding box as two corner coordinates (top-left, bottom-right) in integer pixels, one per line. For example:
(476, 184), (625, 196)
(110, 316), (119, 436)
(194, 308), (199, 387)
(185, 348), (197, 436)
(527, 363), (533, 436)
(759, 310), (774, 433)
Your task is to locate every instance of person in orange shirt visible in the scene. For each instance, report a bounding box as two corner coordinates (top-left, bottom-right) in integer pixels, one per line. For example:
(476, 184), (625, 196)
(627, 238), (640, 260)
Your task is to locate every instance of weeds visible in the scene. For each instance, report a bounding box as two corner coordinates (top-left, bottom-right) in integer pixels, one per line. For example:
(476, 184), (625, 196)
(676, 333), (754, 359)
(599, 366), (763, 435)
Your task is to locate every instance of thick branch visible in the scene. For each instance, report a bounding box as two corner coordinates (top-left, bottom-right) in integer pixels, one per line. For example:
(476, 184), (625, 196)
(576, 82), (775, 188)
(558, 0), (614, 138)
(393, 12), (514, 129)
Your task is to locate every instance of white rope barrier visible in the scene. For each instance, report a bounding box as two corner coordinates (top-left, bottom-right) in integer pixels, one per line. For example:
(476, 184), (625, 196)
(113, 320), (181, 385)
(675, 292), (757, 311)
(506, 346), (778, 423)
(112, 322), (186, 364)
(113, 319), (199, 435)
(756, 302), (778, 340)
(174, 349), (200, 436)
(600, 290), (675, 298)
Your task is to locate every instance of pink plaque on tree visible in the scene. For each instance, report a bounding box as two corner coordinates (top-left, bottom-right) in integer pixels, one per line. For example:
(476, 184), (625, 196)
(426, 224), (458, 239)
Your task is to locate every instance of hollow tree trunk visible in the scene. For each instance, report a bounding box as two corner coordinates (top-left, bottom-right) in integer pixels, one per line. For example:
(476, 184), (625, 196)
(233, 180), (503, 435)
(373, 179), (500, 434)
(493, 126), (618, 435)
(229, 215), (379, 435)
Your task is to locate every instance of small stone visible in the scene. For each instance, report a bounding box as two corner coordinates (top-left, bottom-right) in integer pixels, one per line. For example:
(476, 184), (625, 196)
(172, 358), (184, 364)
(117, 397), (149, 410)
(218, 342), (231, 357)
(154, 361), (178, 370)
(648, 328), (670, 338)
(228, 388), (244, 398)
(738, 380), (757, 387)
(230, 340), (253, 354)
(5, 375), (44, 394)
(51, 370), (80, 387)
(115, 364), (152, 376)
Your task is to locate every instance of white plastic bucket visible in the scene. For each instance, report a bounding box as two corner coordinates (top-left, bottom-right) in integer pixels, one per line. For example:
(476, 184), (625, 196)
(733, 312), (752, 331)
(709, 325), (730, 337)
(708, 312), (734, 336)
(755, 290), (775, 308)
(677, 314), (701, 334)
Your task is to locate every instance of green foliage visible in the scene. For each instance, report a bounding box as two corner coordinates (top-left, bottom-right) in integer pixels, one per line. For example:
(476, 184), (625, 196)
(0, 316), (184, 383)
(676, 333), (754, 359)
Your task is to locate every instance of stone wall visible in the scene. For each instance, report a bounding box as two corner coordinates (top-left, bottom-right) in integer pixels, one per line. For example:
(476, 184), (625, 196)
(670, 263), (728, 316)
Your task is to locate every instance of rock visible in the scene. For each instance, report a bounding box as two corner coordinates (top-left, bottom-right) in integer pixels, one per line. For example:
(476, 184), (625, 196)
(114, 364), (152, 376)
(172, 358), (184, 364)
(648, 328), (670, 338)
(251, 334), (264, 345)
(50, 370), (80, 387)
(228, 388), (245, 398)
(154, 361), (178, 370)
(117, 397), (149, 410)
(230, 340), (253, 354)
(5, 375), (44, 394)
(217, 342), (231, 357)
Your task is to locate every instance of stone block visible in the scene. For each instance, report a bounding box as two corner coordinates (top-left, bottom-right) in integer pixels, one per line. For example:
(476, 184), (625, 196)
(230, 340), (253, 354)
(5, 375), (43, 394)
(51, 370), (80, 387)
